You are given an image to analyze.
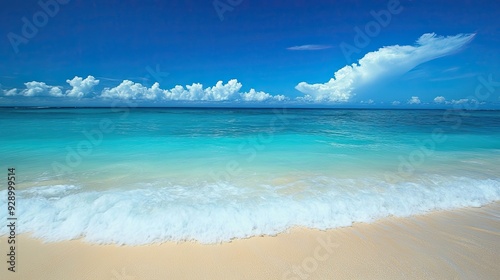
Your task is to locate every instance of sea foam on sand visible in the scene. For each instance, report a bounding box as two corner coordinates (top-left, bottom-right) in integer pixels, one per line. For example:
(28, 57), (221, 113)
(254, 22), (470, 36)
(1, 175), (499, 245)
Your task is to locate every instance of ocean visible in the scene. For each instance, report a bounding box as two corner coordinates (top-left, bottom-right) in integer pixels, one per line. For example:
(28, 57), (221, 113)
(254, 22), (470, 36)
(0, 107), (499, 245)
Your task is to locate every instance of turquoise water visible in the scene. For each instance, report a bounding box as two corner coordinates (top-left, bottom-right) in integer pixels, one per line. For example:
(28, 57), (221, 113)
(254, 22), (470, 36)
(1, 108), (499, 244)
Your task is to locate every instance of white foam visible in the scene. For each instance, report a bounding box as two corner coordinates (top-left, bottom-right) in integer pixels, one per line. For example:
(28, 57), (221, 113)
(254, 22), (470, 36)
(0, 176), (499, 245)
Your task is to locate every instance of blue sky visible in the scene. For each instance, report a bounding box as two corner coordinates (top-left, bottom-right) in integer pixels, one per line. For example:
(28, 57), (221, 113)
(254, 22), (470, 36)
(0, 0), (499, 107)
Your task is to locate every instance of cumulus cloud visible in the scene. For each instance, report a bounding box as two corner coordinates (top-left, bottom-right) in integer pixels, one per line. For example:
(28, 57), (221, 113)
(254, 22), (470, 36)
(101, 80), (161, 100)
(101, 79), (285, 102)
(163, 83), (205, 101)
(66, 76), (99, 98)
(434, 96), (446, 103)
(3, 79), (94, 98)
(241, 88), (285, 102)
(22, 81), (63, 97)
(162, 79), (285, 102)
(185, 79), (242, 101)
(287, 44), (332, 51)
(296, 33), (475, 102)
(408, 96), (421, 104)
(392, 101), (401, 105)
(1, 77), (284, 102)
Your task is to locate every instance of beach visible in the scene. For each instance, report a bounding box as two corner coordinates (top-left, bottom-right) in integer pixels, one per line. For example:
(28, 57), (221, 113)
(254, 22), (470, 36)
(1, 108), (499, 279)
(1, 202), (499, 280)
(1, 0), (498, 278)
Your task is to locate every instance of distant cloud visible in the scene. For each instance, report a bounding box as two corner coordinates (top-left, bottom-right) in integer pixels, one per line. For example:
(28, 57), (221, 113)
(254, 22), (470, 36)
(170, 79), (242, 101)
(22, 81), (63, 97)
(3, 89), (18, 96)
(2, 77), (285, 103)
(287, 44), (332, 51)
(408, 96), (421, 104)
(4, 78), (98, 98)
(432, 96), (479, 105)
(160, 79), (285, 102)
(101, 80), (162, 100)
(100, 79), (246, 101)
(434, 96), (446, 103)
(0, 31), (480, 107)
(295, 33), (475, 102)
(66, 76), (99, 98)
(241, 88), (285, 102)
(450, 98), (474, 105)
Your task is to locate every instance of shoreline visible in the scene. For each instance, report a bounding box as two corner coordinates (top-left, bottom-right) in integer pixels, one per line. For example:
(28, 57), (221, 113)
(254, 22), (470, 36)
(1, 202), (499, 280)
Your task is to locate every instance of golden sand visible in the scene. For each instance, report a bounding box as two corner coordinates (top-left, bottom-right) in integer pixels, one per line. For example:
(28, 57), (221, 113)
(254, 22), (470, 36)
(1, 203), (499, 280)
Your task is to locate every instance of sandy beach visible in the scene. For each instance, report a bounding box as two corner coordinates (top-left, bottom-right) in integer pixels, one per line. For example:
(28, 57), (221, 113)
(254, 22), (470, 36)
(1, 202), (498, 280)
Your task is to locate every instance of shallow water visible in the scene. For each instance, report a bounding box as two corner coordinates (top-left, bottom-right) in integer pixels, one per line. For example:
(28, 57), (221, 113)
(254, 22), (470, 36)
(0, 108), (499, 244)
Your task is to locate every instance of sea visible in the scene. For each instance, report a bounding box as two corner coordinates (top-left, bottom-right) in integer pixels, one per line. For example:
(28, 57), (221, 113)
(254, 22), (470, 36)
(0, 107), (499, 245)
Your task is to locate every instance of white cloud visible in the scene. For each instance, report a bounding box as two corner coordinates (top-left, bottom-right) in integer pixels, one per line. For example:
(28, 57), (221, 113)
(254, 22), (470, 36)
(101, 79), (285, 102)
(408, 96), (421, 104)
(287, 45), (332, 51)
(429, 97), (479, 105)
(198, 79), (242, 101)
(164, 83), (205, 101)
(392, 101), (401, 105)
(1, 78), (284, 102)
(241, 88), (286, 102)
(4, 89), (18, 96)
(2, 77), (97, 98)
(161, 80), (243, 101)
(22, 81), (63, 97)
(101, 80), (161, 100)
(431, 96), (479, 105)
(434, 96), (446, 103)
(450, 98), (470, 104)
(162, 79), (285, 102)
(66, 76), (99, 98)
(296, 33), (475, 102)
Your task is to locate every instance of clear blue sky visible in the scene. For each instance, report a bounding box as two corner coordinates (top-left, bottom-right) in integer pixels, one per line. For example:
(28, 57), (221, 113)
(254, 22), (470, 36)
(0, 0), (499, 107)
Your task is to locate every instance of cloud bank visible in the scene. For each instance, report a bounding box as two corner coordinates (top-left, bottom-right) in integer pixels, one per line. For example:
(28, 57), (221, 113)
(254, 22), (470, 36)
(0, 33), (481, 106)
(296, 33), (475, 102)
(2, 77), (285, 103)
(433, 96), (478, 105)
